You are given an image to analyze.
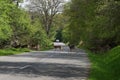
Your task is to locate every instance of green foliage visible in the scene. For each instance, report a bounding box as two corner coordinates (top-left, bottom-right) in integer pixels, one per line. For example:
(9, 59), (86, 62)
(0, 48), (30, 56)
(88, 46), (120, 80)
(0, 0), (13, 48)
(0, 0), (12, 39)
(86, 1), (120, 52)
(52, 13), (69, 42)
(8, 6), (31, 46)
(63, 0), (97, 45)
(29, 18), (52, 50)
(11, 48), (30, 52)
(106, 46), (120, 80)
(0, 0), (52, 51)
(55, 29), (63, 42)
(63, 0), (120, 52)
(62, 26), (71, 43)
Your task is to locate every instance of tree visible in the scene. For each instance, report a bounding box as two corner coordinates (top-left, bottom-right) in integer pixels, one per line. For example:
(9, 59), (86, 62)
(7, 5), (31, 47)
(63, 0), (97, 45)
(0, 0), (13, 48)
(51, 13), (69, 42)
(0, 0), (31, 47)
(88, 0), (120, 52)
(28, 18), (48, 50)
(55, 29), (63, 42)
(63, 0), (120, 52)
(0, 0), (53, 50)
(28, 0), (64, 36)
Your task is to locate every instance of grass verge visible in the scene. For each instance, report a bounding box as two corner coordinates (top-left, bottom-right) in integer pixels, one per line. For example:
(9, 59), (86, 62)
(88, 46), (120, 80)
(0, 48), (30, 56)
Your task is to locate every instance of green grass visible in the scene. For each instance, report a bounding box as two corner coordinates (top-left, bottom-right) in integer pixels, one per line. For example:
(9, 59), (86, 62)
(88, 46), (120, 80)
(0, 48), (30, 56)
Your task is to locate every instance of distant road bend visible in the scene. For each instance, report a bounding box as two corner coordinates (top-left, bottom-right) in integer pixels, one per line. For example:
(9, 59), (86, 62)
(0, 47), (90, 80)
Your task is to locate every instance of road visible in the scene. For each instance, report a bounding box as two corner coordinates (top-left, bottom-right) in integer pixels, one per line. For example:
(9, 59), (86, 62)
(0, 48), (90, 80)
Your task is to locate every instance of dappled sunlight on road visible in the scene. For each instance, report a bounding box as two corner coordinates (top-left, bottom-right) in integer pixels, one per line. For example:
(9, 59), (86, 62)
(0, 49), (90, 80)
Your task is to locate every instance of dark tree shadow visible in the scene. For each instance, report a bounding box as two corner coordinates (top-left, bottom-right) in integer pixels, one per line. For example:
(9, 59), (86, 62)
(0, 61), (90, 78)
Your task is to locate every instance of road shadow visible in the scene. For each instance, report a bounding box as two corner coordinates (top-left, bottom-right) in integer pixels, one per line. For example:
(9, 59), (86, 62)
(0, 61), (89, 78)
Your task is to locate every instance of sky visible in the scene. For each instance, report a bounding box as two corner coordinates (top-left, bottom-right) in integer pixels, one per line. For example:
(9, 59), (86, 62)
(20, 0), (70, 8)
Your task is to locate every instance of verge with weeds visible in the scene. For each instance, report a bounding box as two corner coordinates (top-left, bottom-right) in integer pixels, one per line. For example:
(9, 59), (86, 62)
(88, 46), (120, 80)
(0, 48), (30, 56)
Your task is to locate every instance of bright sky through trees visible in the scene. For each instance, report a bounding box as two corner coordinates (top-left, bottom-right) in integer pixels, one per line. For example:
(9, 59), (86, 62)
(20, 0), (70, 8)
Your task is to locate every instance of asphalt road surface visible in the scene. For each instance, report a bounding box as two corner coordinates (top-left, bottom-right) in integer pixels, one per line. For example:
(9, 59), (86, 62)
(0, 48), (90, 80)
